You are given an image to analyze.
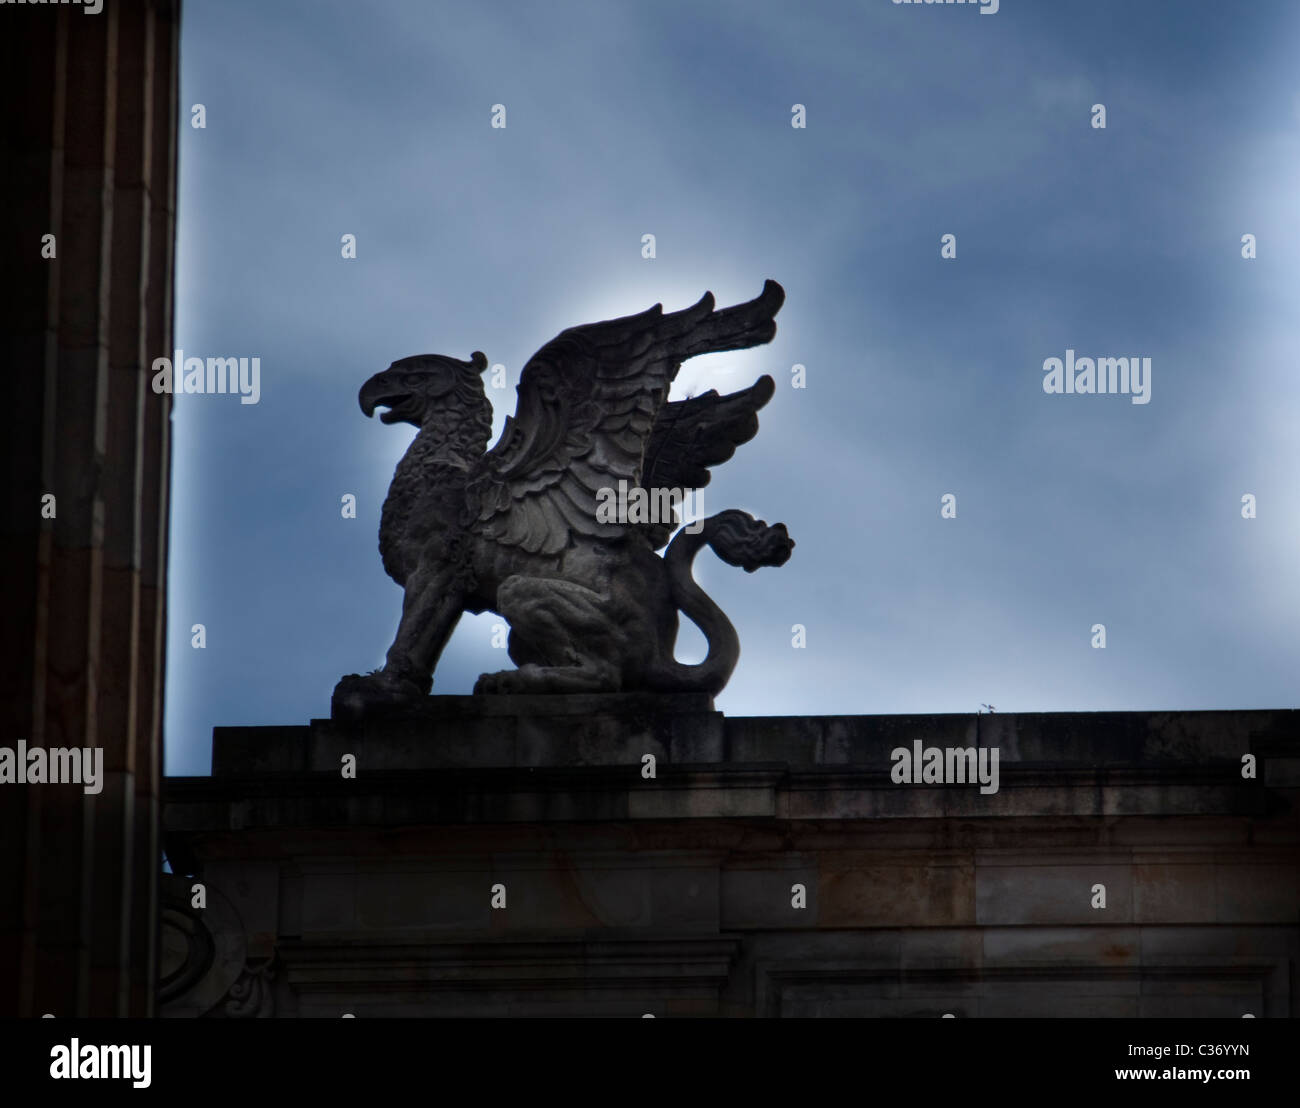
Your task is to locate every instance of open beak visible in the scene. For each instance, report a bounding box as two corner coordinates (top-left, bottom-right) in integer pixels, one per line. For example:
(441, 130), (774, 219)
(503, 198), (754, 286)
(358, 371), (406, 422)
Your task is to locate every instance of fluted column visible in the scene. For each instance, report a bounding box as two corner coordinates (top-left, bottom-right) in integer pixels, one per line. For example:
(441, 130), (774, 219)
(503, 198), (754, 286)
(0, 0), (179, 1017)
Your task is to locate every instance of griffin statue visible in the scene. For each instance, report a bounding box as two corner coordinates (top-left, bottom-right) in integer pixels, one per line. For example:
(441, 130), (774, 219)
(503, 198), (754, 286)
(333, 279), (794, 713)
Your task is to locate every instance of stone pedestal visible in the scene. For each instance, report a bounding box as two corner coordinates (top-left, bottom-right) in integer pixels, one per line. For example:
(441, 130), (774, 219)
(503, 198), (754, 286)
(162, 703), (1300, 1017)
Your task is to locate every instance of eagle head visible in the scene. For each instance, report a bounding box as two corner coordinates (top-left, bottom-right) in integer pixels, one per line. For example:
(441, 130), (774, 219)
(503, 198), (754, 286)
(359, 351), (489, 426)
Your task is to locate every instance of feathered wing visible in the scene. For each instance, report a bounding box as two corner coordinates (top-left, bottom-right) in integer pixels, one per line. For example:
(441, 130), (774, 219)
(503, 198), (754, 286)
(471, 280), (784, 556)
(642, 375), (776, 491)
(635, 374), (777, 548)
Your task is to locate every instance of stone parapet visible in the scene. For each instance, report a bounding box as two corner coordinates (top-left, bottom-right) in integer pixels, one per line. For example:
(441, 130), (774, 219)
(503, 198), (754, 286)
(161, 704), (1300, 1017)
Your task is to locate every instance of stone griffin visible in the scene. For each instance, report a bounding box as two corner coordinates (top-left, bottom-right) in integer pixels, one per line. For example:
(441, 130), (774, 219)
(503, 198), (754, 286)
(333, 279), (794, 713)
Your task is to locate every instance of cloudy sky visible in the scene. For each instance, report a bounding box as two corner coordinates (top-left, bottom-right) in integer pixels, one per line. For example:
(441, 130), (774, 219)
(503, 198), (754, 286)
(166, 0), (1300, 775)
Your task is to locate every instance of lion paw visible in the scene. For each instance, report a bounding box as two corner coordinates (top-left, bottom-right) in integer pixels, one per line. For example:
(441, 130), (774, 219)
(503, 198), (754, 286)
(332, 668), (428, 719)
(473, 668), (532, 695)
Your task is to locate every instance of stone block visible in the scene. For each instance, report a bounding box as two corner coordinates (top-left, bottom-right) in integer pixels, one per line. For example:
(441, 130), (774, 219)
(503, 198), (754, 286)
(720, 864), (818, 929)
(976, 863), (1131, 925)
(1132, 863), (1216, 924)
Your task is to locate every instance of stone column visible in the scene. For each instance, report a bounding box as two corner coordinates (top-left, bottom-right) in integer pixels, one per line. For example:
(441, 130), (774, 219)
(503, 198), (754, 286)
(0, 0), (180, 1017)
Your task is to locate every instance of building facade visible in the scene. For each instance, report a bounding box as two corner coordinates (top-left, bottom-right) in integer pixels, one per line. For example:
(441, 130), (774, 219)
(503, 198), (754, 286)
(162, 700), (1299, 1017)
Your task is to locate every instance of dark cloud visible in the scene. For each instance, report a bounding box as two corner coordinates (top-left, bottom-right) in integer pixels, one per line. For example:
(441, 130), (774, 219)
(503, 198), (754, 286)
(166, 0), (1300, 774)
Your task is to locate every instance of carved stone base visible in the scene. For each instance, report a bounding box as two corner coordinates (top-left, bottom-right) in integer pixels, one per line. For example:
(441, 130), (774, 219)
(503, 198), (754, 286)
(218, 692), (720, 776)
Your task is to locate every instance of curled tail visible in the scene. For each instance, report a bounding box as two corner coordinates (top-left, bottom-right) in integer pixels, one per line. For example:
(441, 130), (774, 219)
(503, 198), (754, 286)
(645, 509), (795, 695)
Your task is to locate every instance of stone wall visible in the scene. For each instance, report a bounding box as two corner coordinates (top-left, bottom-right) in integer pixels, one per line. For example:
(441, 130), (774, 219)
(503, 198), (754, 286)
(162, 701), (1299, 1017)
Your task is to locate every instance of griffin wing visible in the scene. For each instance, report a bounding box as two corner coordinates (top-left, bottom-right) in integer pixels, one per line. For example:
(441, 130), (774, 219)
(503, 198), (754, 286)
(635, 374), (777, 549)
(471, 279), (784, 556)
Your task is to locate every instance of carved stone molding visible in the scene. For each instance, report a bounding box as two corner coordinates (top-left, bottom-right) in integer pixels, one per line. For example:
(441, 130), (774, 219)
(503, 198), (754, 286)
(208, 955), (277, 1019)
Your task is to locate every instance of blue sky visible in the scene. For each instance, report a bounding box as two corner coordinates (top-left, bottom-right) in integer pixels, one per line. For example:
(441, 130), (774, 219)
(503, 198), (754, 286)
(167, 0), (1300, 775)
